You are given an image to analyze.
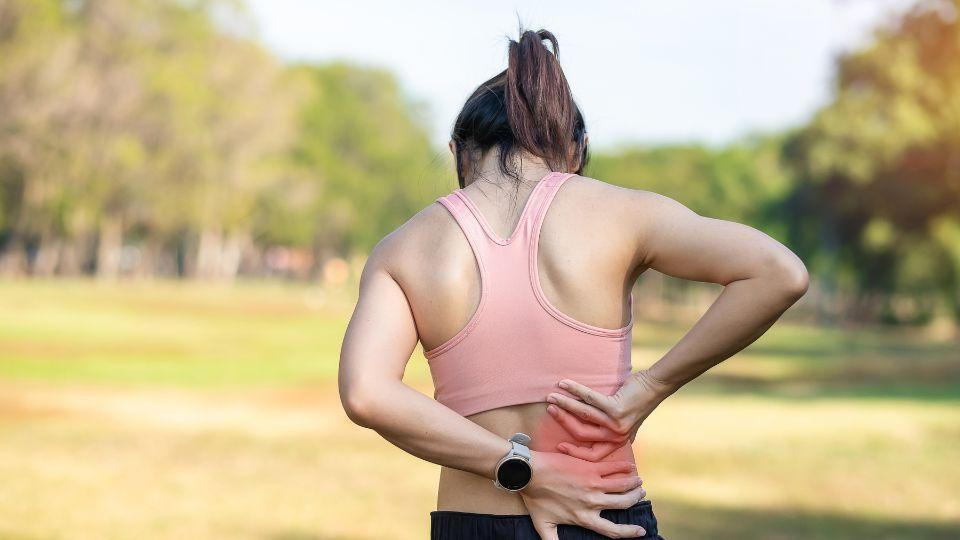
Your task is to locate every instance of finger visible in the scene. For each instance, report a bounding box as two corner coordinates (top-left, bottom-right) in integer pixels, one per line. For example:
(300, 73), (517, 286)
(595, 484), (648, 511)
(558, 440), (622, 462)
(548, 405), (622, 442)
(558, 379), (617, 414)
(532, 519), (560, 540)
(596, 473), (643, 494)
(581, 512), (646, 538)
(595, 460), (636, 476)
(547, 392), (621, 433)
(547, 404), (615, 441)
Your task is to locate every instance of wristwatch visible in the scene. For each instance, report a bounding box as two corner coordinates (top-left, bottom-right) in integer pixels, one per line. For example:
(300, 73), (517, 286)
(493, 432), (533, 491)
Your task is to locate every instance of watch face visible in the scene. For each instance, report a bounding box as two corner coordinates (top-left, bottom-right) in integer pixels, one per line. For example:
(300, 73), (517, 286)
(496, 457), (531, 490)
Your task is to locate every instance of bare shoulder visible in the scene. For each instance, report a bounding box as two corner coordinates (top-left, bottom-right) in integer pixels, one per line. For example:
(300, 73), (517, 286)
(568, 173), (672, 202)
(565, 174), (693, 225)
(362, 200), (454, 280)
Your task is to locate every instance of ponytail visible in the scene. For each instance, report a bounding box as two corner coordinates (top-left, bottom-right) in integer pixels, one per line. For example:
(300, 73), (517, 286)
(505, 30), (579, 173)
(451, 27), (587, 188)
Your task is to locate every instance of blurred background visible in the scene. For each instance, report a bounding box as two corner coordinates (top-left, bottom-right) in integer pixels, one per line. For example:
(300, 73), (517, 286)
(0, 0), (958, 538)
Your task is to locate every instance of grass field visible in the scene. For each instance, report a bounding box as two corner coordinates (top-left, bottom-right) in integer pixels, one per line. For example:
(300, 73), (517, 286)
(0, 279), (958, 539)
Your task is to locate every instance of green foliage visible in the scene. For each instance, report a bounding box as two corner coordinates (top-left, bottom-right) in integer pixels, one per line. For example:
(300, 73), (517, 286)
(782, 0), (960, 322)
(0, 0), (957, 324)
(0, 0), (446, 278)
(256, 62), (445, 253)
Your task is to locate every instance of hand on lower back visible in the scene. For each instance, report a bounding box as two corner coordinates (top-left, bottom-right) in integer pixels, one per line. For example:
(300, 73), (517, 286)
(544, 370), (675, 461)
(519, 450), (647, 540)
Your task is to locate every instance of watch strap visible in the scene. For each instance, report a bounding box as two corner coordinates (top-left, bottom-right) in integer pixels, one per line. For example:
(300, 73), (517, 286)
(509, 440), (531, 461)
(509, 432), (531, 446)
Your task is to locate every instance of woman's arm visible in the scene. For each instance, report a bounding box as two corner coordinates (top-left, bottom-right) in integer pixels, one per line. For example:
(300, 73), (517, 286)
(338, 242), (512, 477)
(339, 234), (647, 539)
(631, 191), (809, 388)
(545, 190), (809, 460)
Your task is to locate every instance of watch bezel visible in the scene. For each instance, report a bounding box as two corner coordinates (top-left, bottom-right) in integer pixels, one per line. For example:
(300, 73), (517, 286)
(494, 455), (532, 491)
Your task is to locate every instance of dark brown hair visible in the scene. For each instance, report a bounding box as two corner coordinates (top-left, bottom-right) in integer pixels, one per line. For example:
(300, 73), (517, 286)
(451, 28), (588, 188)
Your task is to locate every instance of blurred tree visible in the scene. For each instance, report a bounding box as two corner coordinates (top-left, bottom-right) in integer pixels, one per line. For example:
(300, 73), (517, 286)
(0, 0), (444, 280)
(0, 0), (300, 280)
(255, 62), (443, 275)
(0, 0), (77, 275)
(783, 0), (960, 323)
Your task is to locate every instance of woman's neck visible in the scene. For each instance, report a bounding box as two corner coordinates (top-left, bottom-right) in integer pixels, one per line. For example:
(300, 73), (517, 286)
(462, 151), (555, 188)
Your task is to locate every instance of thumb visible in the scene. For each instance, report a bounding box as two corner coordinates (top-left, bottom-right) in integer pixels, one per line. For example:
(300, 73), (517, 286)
(532, 519), (560, 540)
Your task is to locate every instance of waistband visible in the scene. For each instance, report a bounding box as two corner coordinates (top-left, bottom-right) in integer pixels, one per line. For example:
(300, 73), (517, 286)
(431, 499), (653, 520)
(430, 499), (661, 539)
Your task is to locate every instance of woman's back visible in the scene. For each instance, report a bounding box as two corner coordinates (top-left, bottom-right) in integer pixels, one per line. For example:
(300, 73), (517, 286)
(387, 169), (647, 513)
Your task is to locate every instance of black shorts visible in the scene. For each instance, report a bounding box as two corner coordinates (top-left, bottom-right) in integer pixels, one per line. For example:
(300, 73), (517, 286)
(430, 499), (664, 539)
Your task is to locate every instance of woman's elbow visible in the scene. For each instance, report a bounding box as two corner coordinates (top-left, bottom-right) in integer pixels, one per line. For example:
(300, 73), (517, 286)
(340, 386), (379, 428)
(789, 264), (810, 300)
(771, 253), (809, 301)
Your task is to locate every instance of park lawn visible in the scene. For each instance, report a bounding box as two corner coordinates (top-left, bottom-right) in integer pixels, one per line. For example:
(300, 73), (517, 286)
(0, 279), (957, 539)
(0, 279), (349, 386)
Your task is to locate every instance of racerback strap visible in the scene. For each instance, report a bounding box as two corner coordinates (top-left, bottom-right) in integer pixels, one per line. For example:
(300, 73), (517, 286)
(437, 172), (575, 250)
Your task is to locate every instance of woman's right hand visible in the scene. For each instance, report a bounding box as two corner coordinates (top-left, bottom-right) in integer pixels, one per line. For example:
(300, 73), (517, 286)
(519, 450), (647, 539)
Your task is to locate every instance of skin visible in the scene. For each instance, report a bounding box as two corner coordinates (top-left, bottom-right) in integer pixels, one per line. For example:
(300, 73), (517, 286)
(339, 145), (808, 539)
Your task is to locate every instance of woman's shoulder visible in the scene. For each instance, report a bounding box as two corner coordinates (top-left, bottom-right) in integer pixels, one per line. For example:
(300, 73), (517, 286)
(563, 174), (679, 223)
(364, 199), (463, 276)
(569, 173), (666, 202)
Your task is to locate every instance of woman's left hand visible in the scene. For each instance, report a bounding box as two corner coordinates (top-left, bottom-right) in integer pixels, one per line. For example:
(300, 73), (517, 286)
(545, 369), (675, 461)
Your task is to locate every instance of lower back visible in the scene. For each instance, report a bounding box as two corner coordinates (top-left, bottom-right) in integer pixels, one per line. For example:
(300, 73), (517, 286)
(435, 402), (638, 513)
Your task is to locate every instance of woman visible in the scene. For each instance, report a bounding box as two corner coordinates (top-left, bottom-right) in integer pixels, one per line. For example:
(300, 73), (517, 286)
(339, 29), (808, 539)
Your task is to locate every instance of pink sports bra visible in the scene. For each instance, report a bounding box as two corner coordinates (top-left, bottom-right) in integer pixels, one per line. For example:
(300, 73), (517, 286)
(424, 171), (634, 417)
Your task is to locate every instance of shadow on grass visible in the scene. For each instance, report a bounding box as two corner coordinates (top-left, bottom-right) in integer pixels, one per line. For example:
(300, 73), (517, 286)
(688, 374), (960, 402)
(742, 334), (958, 361)
(652, 497), (960, 540)
(680, 338), (960, 403)
(632, 318), (960, 402)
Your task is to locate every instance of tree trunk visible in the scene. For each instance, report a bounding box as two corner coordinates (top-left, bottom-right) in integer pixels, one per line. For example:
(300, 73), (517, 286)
(816, 207), (840, 326)
(0, 236), (28, 277)
(96, 216), (123, 280)
(195, 227), (223, 280)
(219, 231), (249, 281)
(58, 238), (85, 276)
(133, 236), (162, 279)
(32, 236), (62, 277)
